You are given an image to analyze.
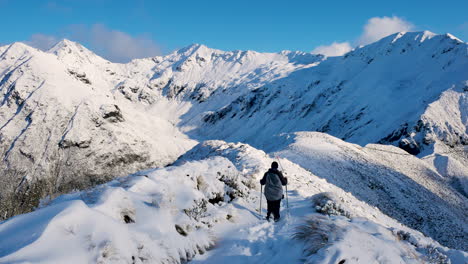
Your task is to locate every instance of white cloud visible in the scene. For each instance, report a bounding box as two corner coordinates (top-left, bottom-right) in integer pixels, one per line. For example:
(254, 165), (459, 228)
(312, 42), (352, 57)
(27, 24), (161, 63)
(84, 24), (161, 62)
(27, 34), (59, 51)
(310, 16), (415, 57)
(358, 16), (414, 45)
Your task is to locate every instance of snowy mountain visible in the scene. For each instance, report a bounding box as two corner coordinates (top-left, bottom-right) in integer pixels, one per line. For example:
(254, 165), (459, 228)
(0, 31), (467, 262)
(0, 39), (323, 219)
(0, 41), (196, 218)
(184, 32), (467, 152)
(178, 31), (468, 199)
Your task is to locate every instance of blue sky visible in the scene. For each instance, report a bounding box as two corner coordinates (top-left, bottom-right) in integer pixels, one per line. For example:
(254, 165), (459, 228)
(1, 0), (467, 61)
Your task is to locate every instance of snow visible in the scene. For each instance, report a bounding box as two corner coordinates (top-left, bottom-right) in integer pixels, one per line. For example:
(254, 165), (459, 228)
(183, 31), (468, 154)
(272, 132), (467, 250)
(0, 158), (232, 263)
(0, 31), (467, 263)
(0, 39), (197, 220)
(1, 138), (466, 263)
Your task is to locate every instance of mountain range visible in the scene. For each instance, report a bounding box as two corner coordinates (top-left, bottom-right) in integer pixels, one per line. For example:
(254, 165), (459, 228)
(0, 31), (467, 260)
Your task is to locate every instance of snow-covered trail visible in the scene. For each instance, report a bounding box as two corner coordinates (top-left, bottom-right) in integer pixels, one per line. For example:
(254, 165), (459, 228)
(183, 139), (468, 263)
(1, 139), (466, 263)
(192, 189), (307, 264)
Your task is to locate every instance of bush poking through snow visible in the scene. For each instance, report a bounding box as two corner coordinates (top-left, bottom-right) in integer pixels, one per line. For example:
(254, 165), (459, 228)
(311, 192), (351, 218)
(419, 246), (451, 264)
(394, 230), (451, 264)
(292, 214), (340, 256)
(216, 170), (252, 201)
(183, 199), (208, 220)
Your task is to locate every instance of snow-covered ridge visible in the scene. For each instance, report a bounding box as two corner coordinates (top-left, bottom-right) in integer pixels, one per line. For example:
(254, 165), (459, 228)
(189, 31), (467, 148)
(0, 45), (7, 55)
(147, 43), (323, 104)
(0, 137), (466, 263)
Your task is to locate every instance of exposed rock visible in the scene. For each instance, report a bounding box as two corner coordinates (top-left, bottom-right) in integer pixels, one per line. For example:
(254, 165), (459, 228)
(399, 138), (421, 155)
(68, 69), (91, 84)
(100, 104), (124, 122)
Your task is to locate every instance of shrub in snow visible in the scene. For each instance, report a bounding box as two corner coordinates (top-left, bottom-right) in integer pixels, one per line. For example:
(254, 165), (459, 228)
(419, 246), (451, 264)
(292, 214), (340, 256)
(311, 192), (351, 218)
(216, 170), (251, 201)
(394, 230), (419, 246)
(395, 230), (451, 264)
(183, 199), (208, 221)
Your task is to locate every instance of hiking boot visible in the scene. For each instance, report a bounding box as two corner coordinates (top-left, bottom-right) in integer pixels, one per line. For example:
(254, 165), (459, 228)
(274, 217), (280, 222)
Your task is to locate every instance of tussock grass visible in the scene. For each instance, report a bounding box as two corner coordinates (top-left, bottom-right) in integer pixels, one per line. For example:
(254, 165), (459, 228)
(292, 214), (339, 256)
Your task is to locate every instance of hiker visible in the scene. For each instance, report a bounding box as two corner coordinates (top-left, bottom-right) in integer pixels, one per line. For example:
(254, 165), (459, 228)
(260, 161), (288, 221)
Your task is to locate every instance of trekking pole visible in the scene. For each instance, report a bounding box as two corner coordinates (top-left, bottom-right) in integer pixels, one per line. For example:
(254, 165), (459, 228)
(259, 185), (263, 217)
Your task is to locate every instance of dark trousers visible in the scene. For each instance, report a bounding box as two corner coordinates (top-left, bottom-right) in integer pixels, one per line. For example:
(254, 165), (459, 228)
(266, 199), (281, 220)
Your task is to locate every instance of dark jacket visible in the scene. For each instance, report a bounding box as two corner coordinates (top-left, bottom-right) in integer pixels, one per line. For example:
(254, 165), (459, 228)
(260, 168), (287, 201)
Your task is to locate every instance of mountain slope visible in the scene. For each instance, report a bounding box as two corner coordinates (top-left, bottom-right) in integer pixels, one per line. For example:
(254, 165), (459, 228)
(175, 31), (468, 199)
(0, 41), (196, 219)
(0, 39), (325, 219)
(186, 32), (468, 153)
(0, 136), (466, 263)
(273, 132), (467, 249)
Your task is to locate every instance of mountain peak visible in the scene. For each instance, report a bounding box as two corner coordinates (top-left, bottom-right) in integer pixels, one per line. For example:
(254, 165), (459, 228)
(445, 33), (463, 42)
(385, 31), (463, 45)
(47, 38), (108, 65)
(0, 42), (40, 59)
(47, 39), (88, 55)
(176, 43), (214, 56)
(351, 31), (464, 58)
(382, 31), (437, 44)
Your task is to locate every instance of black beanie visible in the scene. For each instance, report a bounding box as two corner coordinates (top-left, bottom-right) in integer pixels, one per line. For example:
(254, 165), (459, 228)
(271, 161), (279, 169)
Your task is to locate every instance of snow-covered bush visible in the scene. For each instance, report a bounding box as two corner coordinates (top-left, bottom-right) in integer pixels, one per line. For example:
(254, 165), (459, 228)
(394, 230), (451, 264)
(293, 214), (340, 256)
(0, 157), (250, 263)
(419, 246), (451, 264)
(183, 199), (208, 221)
(217, 170), (250, 200)
(311, 192), (351, 218)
